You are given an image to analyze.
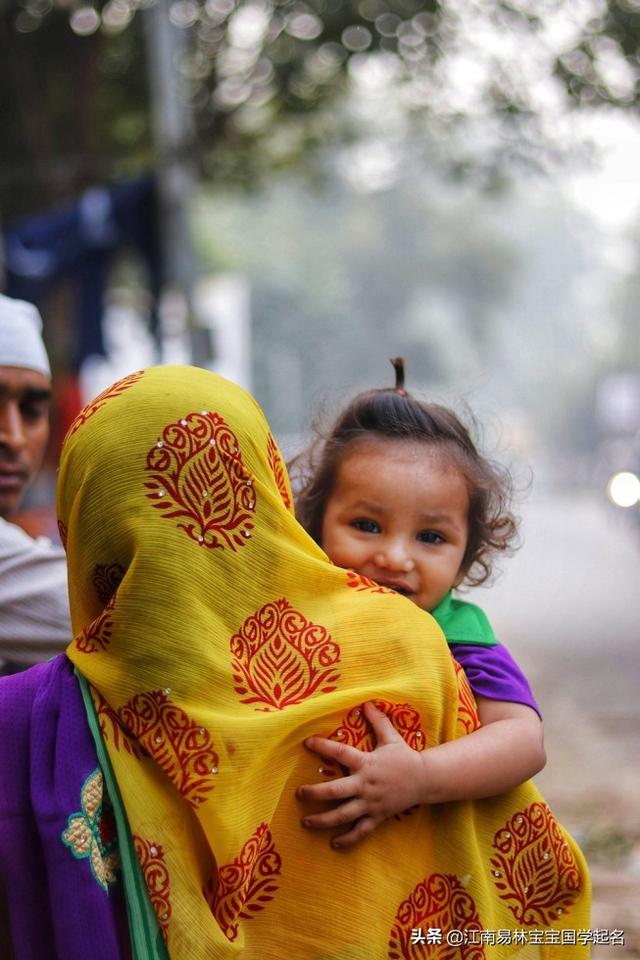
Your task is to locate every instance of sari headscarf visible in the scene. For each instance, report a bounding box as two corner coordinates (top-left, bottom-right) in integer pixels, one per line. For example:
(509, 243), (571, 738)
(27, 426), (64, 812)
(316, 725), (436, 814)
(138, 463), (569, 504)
(59, 365), (590, 959)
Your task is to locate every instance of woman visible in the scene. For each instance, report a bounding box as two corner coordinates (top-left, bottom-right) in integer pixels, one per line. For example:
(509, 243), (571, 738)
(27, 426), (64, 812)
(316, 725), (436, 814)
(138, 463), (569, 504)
(0, 365), (590, 958)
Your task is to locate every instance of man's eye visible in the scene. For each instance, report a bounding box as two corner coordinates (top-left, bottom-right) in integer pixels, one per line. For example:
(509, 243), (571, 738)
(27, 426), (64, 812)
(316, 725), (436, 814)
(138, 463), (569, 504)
(353, 519), (380, 534)
(20, 401), (48, 422)
(418, 530), (443, 545)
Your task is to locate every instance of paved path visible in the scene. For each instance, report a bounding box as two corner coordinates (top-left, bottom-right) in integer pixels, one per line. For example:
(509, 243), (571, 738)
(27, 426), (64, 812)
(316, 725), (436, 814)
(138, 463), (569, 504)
(477, 491), (640, 956)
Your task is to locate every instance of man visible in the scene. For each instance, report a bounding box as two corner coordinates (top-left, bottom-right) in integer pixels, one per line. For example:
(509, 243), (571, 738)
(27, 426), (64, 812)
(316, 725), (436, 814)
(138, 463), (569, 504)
(0, 293), (70, 669)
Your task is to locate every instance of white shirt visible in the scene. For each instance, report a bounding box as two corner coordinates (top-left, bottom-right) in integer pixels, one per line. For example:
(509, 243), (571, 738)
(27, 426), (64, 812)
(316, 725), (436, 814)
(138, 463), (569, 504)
(0, 516), (71, 665)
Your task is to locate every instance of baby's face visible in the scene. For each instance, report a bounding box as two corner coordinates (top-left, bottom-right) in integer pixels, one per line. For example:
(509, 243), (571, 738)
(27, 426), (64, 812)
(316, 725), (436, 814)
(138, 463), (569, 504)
(321, 437), (469, 612)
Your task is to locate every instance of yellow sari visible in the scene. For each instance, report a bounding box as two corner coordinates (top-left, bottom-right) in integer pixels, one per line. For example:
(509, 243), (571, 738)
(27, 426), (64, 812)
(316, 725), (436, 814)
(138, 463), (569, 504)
(59, 365), (590, 959)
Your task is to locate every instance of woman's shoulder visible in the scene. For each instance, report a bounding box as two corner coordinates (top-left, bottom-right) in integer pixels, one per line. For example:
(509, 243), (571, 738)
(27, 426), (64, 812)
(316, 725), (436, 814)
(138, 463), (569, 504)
(0, 655), (74, 724)
(0, 657), (77, 813)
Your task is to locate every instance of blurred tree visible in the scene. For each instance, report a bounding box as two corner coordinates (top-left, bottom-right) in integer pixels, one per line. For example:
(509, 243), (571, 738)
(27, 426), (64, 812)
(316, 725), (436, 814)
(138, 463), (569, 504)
(555, 0), (640, 109)
(2, 0), (640, 219)
(0, 7), (152, 216)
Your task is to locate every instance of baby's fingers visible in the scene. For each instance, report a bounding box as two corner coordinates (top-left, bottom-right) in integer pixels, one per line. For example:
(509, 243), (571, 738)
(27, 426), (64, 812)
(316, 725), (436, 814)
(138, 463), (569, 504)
(330, 816), (379, 850)
(296, 773), (359, 804)
(363, 701), (401, 745)
(301, 798), (366, 831)
(303, 735), (364, 771)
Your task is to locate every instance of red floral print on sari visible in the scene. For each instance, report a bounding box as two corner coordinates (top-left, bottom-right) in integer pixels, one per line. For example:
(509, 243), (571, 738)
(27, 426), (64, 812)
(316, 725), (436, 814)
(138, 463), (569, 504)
(266, 433), (291, 510)
(92, 562), (125, 605)
(231, 598), (340, 711)
(346, 570), (398, 594)
(75, 597), (115, 654)
(320, 701), (425, 817)
(57, 519), (68, 549)
(145, 411), (256, 550)
(118, 690), (219, 807)
(452, 658), (481, 735)
(490, 802), (582, 924)
(321, 699), (426, 780)
(95, 691), (142, 759)
(204, 823), (281, 942)
(66, 371), (144, 437)
(388, 874), (485, 959)
(133, 836), (172, 942)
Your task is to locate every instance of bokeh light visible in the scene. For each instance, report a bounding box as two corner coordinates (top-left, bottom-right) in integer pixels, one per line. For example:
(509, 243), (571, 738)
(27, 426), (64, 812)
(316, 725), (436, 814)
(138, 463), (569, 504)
(70, 6), (101, 34)
(607, 471), (640, 508)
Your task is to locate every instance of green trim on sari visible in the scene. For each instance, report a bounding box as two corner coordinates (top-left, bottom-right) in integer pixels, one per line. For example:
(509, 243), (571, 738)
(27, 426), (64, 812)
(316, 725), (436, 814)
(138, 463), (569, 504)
(76, 670), (169, 960)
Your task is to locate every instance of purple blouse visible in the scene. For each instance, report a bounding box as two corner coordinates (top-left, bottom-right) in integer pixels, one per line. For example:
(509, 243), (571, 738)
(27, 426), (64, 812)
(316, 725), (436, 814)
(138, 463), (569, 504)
(450, 642), (541, 717)
(0, 656), (129, 960)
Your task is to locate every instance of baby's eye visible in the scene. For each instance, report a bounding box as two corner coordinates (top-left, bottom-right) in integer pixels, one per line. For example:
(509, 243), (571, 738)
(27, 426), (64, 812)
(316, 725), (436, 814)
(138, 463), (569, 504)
(352, 518), (380, 534)
(417, 530), (444, 545)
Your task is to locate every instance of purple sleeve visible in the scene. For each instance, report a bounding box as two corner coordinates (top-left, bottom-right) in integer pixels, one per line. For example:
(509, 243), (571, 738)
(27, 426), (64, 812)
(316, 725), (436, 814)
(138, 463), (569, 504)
(450, 642), (541, 718)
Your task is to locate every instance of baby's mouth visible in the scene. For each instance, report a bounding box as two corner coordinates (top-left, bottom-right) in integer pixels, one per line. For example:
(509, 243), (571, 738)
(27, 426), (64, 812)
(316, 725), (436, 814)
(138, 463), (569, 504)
(373, 577), (412, 596)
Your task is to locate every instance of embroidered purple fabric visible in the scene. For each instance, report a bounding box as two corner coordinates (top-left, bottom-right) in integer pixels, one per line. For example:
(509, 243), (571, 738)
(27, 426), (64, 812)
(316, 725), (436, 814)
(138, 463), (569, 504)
(450, 642), (541, 718)
(0, 656), (129, 960)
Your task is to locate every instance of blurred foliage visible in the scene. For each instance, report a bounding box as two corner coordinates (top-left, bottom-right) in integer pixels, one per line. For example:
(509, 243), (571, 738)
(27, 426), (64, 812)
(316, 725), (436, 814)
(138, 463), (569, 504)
(2, 0), (640, 218)
(0, 5), (152, 216)
(556, 0), (640, 106)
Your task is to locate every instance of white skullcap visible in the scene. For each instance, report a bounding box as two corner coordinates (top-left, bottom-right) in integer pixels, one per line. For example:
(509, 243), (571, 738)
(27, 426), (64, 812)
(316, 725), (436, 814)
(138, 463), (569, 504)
(0, 294), (51, 378)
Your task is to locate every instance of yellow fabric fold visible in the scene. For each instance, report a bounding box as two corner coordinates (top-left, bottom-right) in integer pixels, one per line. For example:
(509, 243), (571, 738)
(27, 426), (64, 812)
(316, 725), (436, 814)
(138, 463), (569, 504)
(59, 365), (590, 959)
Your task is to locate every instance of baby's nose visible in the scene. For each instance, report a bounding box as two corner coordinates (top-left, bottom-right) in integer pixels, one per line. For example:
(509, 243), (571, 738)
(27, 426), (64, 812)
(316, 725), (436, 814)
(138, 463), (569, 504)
(374, 544), (415, 573)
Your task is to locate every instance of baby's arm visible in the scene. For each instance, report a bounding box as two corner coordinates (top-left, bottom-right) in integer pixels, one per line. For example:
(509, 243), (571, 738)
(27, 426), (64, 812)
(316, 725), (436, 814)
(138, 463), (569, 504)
(423, 695), (546, 800)
(297, 698), (545, 849)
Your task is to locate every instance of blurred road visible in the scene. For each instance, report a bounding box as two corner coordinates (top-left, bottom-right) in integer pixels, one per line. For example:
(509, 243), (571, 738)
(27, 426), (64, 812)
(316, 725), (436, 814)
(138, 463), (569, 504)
(478, 488), (639, 657)
(476, 489), (640, 958)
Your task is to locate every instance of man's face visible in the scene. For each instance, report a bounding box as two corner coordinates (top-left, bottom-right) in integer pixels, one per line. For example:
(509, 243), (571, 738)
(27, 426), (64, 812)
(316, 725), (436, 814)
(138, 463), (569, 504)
(0, 366), (51, 518)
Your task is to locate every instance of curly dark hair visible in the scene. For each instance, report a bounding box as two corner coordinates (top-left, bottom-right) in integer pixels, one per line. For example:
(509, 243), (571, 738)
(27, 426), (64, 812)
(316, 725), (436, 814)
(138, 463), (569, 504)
(288, 359), (518, 588)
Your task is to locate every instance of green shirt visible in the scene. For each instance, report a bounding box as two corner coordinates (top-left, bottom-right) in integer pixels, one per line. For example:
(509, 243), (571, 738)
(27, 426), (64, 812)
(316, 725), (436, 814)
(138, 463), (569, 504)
(430, 591), (497, 647)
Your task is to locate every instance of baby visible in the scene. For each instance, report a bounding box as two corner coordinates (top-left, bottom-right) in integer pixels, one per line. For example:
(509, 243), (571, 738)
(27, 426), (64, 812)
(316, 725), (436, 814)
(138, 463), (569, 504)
(294, 359), (545, 848)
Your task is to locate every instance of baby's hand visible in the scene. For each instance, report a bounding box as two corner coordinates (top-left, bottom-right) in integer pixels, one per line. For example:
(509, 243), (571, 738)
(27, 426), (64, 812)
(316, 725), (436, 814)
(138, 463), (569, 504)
(296, 701), (425, 849)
